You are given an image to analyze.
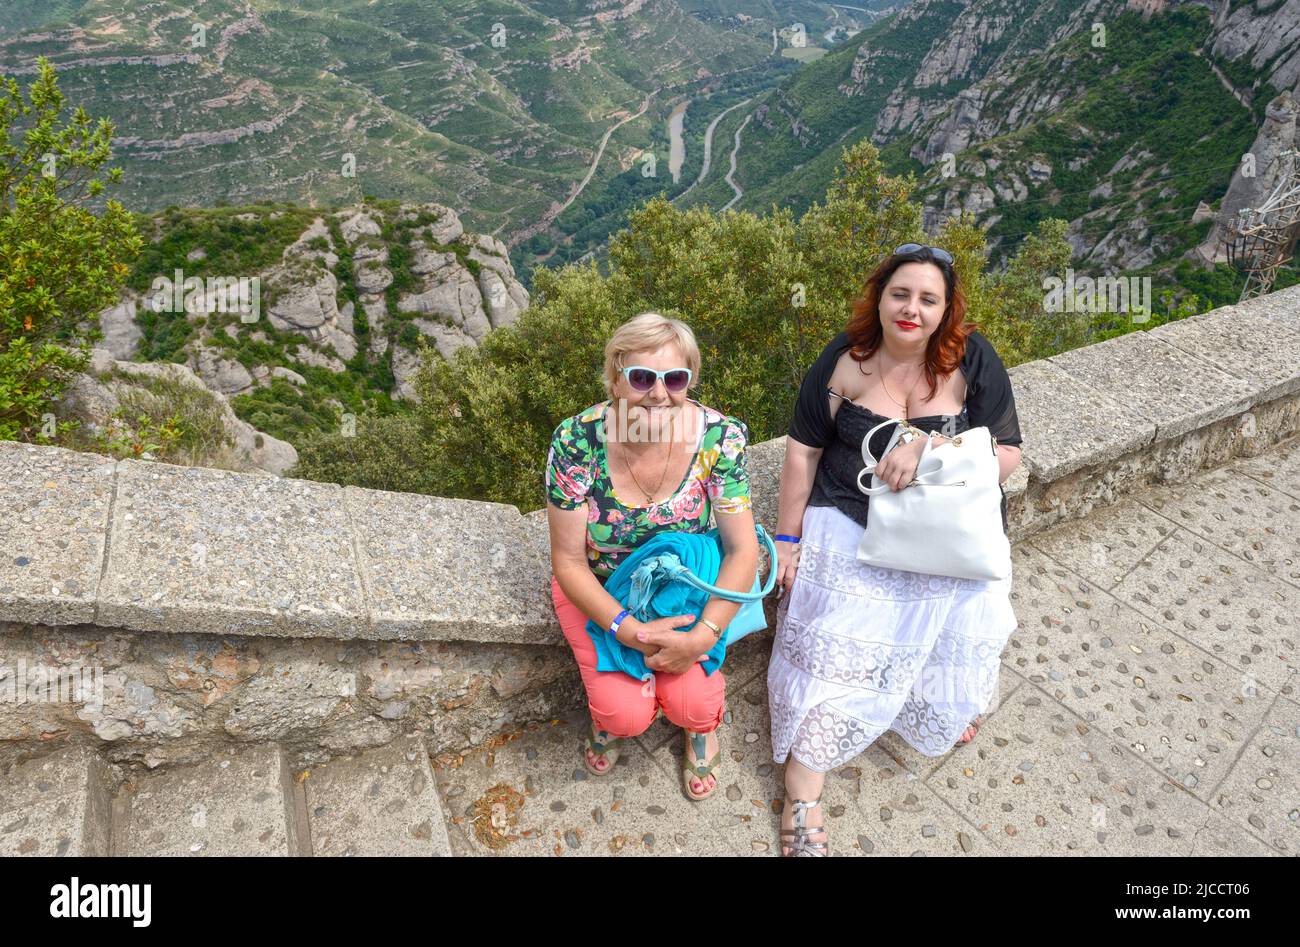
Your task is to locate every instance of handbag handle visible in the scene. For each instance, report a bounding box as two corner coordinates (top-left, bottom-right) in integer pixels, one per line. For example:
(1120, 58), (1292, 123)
(856, 417), (952, 496)
(665, 524), (779, 603)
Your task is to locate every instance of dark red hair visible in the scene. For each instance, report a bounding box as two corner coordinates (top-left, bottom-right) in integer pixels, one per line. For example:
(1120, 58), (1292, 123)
(844, 247), (973, 403)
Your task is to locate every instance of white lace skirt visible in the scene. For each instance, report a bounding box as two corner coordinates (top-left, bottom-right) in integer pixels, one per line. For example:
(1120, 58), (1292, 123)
(767, 504), (1018, 771)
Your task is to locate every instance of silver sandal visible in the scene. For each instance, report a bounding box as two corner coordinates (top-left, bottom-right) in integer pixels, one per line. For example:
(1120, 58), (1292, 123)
(779, 798), (828, 857)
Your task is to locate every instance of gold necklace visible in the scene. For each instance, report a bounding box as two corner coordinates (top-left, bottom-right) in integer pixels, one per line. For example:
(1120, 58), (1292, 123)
(620, 437), (674, 505)
(875, 350), (923, 412)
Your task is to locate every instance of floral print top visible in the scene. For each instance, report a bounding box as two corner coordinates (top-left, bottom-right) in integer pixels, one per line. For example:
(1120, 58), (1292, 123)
(545, 398), (753, 578)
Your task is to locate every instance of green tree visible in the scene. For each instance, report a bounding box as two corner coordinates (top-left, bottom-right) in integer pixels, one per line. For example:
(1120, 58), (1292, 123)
(973, 217), (1077, 365)
(0, 57), (141, 441)
(294, 141), (1075, 511)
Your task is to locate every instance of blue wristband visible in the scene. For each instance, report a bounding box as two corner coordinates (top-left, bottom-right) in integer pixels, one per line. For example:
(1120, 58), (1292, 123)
(774, 534), (801, 544)
(609, 609), (630, 635)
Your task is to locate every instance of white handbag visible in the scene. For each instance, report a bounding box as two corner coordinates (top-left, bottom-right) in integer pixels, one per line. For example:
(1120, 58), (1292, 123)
(854, 417), (1011, 581)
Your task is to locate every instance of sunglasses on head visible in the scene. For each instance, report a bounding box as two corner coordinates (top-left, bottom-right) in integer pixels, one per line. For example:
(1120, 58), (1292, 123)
(621, 365), (693, 393)
(894, 243), (954, 266)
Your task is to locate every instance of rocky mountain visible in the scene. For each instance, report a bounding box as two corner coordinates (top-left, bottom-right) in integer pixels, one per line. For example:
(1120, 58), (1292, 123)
(1208, 0), (1300, 93)
(704, 0), (1300, 277)
(905, 0), (1234, 269)
(19, 0), (1300, 464)
(93, 200), (530, 449)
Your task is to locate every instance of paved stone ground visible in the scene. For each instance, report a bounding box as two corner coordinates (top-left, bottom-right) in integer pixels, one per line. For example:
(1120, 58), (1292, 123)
(432, 436), (1300, 856)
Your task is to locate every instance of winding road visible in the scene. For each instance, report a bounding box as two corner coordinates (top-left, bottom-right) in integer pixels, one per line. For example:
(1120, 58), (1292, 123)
(673, 96), (755, 204)
(510, 87), (658, 251)
(721, 113), (752, 211)
(557, 88), (658, 219)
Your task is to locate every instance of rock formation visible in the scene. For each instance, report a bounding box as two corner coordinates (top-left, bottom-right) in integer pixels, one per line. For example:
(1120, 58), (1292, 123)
(1193, 90), (1300, 265)
(56, 349), (298, 476)
(95, 201), (531, 411)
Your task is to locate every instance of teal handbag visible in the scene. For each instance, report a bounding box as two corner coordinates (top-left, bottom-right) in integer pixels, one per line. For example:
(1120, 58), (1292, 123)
(653, 524), (778, 645)
(585, 523), (780, 680)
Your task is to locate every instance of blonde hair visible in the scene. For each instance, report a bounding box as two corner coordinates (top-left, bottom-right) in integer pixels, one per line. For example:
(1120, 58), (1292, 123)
(602, 311), (701, 399)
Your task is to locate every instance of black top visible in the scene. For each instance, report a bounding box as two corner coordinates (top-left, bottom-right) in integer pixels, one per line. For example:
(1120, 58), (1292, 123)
(787, 329), (1023, 533)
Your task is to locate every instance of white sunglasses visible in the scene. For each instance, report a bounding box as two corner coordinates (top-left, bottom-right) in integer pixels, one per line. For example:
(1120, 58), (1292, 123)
(621, 365), (693, 393)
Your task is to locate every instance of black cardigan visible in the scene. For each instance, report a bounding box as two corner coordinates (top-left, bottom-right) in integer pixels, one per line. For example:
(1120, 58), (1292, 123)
(787, 329), (1022, 532)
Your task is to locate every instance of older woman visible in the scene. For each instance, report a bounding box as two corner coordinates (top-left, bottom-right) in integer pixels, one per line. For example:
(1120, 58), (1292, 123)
(545, 312), (760, 800)
(769, 244), (1023, 855)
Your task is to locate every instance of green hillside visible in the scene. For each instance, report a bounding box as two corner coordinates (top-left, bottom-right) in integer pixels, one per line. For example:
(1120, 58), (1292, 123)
(702, 1), (1278, 281)
(0, 0), (877, 238)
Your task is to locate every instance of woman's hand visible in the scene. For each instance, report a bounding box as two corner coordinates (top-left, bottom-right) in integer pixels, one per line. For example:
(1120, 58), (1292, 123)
(871, 436), (929, 492)
(776, 540), (800, 600)
(641, 622), (714, 675)
(620, 613), (692, 658)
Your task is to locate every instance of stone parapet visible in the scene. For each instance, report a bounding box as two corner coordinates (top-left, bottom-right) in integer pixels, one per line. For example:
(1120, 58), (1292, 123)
(3, 284), (1300, 766)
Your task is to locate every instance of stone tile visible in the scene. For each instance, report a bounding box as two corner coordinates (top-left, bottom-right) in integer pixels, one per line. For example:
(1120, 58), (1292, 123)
(1006, 359), (1154, 481)
(303, 735), (451, 856)
(431, 715), (738, 856)
(1230, 435), (1300, 502)
(1205, 690), (1299, 855)
(1166, 806), (1262, 854)
(632, 707), (682, 755)
(0, 791), (98, 857)
(1026, 497), (1175, 590)
(98, 460), (366, 637)
(745, 437), (785, 537)
(0, 746), (116, 856)
(1001, 546), (1274, 803)
(344, 486), (557, 645)
(123, 744), (297, 856)
(1135, 467), (1300, 589)
(1003, 541), (1086, 637)
(842, 747), (999, 856)
(1046, 331), (1255, 442)
(1004, 463), (1030, 518)
(1114, 528), (1299, 692)
(1149, 306), (1300, 402)
(649, 674), (995, 856)
(925, 677), (1273, 855)
(631, 631), (773, 756)
(0, 443), (115, 626)
(723, 630), (774, 691)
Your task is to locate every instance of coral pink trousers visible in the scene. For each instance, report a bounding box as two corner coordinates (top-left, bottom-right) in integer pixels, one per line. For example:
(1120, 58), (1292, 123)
(551, 575), (725, 738)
